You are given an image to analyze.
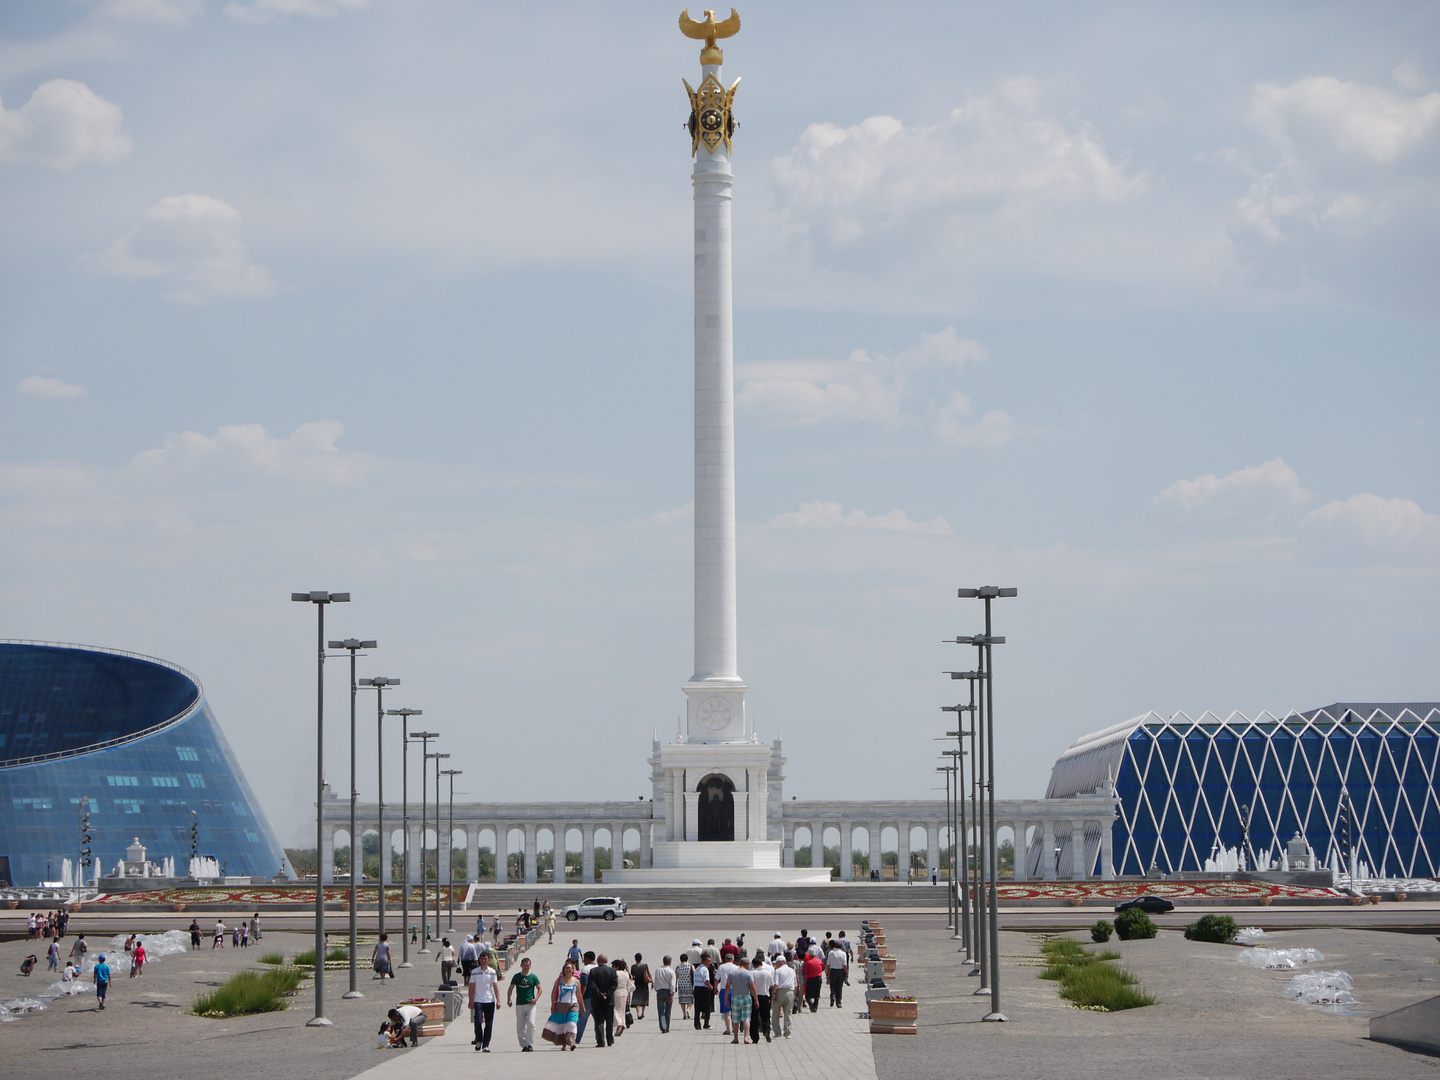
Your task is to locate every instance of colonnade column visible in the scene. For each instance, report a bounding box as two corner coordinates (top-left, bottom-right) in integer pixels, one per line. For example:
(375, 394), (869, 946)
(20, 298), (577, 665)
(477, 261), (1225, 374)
(898, 824), (911, 883)
(812, 822), (825, 872)
(321, 826), (335, 886)
(523, 824), (537, 885)
(494, 824), (509, 884)
(466, 827), (479, 884)
(782, 823), (795, 867)
(639, 822), (651, 870)
(1013, 823), (1028, 882)
(552, 825), (565, 883)
(1071, 819), (1087, 879)
(1042, 819), (1056, 881)
(927, 824), (939, 883)
(1101, 821), (1115, 880)
(582, 825), (595, 884)
(408, 823), (422, 885)
(840, 826), (853, 881)
(869, 826), (882, 881)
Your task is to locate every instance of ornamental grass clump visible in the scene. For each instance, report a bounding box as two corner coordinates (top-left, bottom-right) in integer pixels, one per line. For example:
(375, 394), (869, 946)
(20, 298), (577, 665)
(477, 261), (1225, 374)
(1184, 914), (1239, 944)
(257, 951), (285, 966)
(1036, 937), (1155, 1012)
(192, 967), (305, 1018)
(293, 947), (348, 967)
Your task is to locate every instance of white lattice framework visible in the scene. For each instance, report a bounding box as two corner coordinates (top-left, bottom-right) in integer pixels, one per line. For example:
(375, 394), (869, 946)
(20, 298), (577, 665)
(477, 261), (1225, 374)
(1047, 704), (1440, 877)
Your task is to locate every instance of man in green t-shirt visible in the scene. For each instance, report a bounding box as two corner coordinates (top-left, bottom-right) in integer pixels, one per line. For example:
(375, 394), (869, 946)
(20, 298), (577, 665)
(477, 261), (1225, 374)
(507, 956), (542, 1051)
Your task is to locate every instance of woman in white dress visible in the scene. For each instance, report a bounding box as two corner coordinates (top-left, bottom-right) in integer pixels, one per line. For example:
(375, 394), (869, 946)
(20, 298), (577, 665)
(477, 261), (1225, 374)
(612, 958), (632, 1036)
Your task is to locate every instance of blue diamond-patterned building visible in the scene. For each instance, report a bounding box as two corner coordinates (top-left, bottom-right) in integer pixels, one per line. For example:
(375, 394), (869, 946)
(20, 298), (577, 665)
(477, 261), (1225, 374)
(1046, 703), (1440, 878)
(0, 641), (289, 887)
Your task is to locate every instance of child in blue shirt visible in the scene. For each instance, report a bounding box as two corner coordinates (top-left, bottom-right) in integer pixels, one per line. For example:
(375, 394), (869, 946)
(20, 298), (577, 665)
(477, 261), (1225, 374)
(93, 954), (111, 1009)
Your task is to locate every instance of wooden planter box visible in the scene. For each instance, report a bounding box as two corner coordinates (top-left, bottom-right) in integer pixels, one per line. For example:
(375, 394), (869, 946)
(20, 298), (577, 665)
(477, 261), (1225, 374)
(869, 999), (917, 1035)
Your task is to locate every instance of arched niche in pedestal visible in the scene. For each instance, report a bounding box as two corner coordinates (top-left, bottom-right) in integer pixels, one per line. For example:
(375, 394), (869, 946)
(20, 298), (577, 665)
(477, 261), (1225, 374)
(696, 773), (736, 841)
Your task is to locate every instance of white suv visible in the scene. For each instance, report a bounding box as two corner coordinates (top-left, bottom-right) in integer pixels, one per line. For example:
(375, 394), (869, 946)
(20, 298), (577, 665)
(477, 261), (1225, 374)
(562, 896), (627, 921)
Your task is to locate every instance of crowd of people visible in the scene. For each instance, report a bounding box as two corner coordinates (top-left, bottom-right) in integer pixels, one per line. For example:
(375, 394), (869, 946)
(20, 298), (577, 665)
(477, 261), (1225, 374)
(446, 926), (854, 1053)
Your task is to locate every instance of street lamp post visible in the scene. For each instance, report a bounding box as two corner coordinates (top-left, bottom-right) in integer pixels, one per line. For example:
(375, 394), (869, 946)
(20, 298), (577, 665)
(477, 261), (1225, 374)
(945, 670), (984, 982)
(291, 589), (350, 1028)
(441, 769), (463, 935)
(360, 676), (400, 944)
(329, 637), (376, 1001)
(428, 751), (450, 947)
(386, 708), (423, 968)
(936, 764), (955, 931)
(410, 730), (440, 954)
(942, 699), (975, 958)
(958, 585), (1017, 1024)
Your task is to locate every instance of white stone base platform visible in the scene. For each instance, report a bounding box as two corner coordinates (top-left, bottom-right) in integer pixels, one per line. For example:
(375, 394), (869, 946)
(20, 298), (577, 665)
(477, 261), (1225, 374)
(605, 840), (832, 884)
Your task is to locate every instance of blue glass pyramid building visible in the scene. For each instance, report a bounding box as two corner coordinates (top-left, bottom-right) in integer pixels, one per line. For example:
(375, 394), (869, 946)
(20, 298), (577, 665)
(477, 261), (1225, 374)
(0, 641), (290, 887)
(1047, 703), (1440, 878)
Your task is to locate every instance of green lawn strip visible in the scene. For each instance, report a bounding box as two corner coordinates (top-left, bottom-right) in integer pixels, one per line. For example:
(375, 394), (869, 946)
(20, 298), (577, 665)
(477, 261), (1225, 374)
(192, 966), (307, 1018)
(1036, 936), (1156, 1011)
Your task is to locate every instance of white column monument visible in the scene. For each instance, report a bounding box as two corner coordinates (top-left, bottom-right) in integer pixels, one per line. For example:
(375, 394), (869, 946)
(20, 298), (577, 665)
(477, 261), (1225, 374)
(608, 10), (826, 884)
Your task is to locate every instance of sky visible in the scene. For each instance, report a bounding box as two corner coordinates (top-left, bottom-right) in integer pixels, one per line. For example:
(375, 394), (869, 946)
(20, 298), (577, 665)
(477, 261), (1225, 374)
(2, 1), (1437, 847)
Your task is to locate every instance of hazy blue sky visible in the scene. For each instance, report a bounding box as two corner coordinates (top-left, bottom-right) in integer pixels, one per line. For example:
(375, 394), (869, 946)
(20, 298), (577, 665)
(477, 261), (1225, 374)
(3, 1), (1437, 845)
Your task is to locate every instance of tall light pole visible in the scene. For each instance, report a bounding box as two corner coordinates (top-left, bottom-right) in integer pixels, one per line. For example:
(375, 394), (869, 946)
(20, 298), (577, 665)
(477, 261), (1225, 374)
(936, 764), (954, 930)
(410, 729), (440, 955)
(291, 589), (349, 1028)
(441, 769), (462, 934)
(958, 585), (1017, 1024)
(428, 751), (450, 947)
(328, 637), (375, 1001)
(386, 708), (423, 967)
(360, 676), (400, 944)
(942, 697), (975, 958)
(946, 669), (984, 982)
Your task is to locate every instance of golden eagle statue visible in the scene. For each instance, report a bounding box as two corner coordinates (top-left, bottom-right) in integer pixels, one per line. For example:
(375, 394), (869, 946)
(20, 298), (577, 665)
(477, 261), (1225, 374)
(679, 7), (740, 63)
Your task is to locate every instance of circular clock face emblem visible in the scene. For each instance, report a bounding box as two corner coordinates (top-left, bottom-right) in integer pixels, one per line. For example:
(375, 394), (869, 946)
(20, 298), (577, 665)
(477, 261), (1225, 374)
(699, 108), (724, 133)
(697, 697), (732, 732)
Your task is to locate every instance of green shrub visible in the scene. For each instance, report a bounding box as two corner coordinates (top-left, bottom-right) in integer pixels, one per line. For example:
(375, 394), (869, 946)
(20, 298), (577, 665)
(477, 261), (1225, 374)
(1114, 908), (1158, 941)
(257, 951), (285, 966)
(193, 967), (305, 1017)
(1090, 920), (1113, 943)
(1183, 914), (1239, 944)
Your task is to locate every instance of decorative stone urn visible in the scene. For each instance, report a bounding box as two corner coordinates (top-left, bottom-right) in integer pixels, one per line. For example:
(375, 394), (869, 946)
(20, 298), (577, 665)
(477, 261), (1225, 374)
(172, 903), (187, 912)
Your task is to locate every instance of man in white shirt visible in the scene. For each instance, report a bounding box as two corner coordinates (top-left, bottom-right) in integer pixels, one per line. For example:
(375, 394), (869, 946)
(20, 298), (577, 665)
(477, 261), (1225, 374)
(389, 1004), (426, 1047)
(825, 942), (849, 1008)
(652, 955), (677, 1033)
(766, 932), (786, 959)
(459, 935), (479, 983)
(772, 952), (797, 1039)
(716, 956), (738, 1036)
(749, 955), (776, 1043)
(467, 952), (502, 1052)
(691, 953), (712, 1029)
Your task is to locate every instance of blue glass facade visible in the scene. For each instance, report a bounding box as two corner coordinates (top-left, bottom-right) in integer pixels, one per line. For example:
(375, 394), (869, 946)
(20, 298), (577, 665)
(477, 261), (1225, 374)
(0, 643), (289, 886)
(1048, 703), (1440, 878)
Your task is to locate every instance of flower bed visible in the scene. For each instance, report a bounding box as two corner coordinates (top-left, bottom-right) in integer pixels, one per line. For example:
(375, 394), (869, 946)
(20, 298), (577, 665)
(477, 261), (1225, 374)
(983, 880), (1341, 902)
(92, 886), (464, 907)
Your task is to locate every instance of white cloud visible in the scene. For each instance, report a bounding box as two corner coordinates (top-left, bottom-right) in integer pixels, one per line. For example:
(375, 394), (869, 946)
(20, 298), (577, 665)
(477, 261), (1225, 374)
(130, 421), (378, 487)
(767, 501), (953, 536)
(1302, 493), (1440, 554)
(771, 78), (1144, 261)
(737, 327), (1011, 446)
(0, 79), (130, 169)
(85, 194), (277, 304)
(225, 0), (366, 24)
(96, 0), (204, 23)
(18, 375), (87, 400)
(1228, 76), (1440, 305)
(1150, 458), (1309, 527)
(1251, 77), (1440, 162)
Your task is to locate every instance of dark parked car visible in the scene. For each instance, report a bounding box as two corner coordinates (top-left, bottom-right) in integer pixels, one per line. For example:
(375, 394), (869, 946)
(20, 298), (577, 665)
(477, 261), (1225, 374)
(1114, 895), (1175, 914)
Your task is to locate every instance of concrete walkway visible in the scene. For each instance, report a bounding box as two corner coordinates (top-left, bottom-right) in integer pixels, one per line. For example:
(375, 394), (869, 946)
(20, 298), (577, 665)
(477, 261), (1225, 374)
(350, 926), (877, 1080)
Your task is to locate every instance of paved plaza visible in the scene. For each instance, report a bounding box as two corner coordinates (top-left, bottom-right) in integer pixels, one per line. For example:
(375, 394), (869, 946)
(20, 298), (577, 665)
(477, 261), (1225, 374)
(3, 912), (1440, 1080)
